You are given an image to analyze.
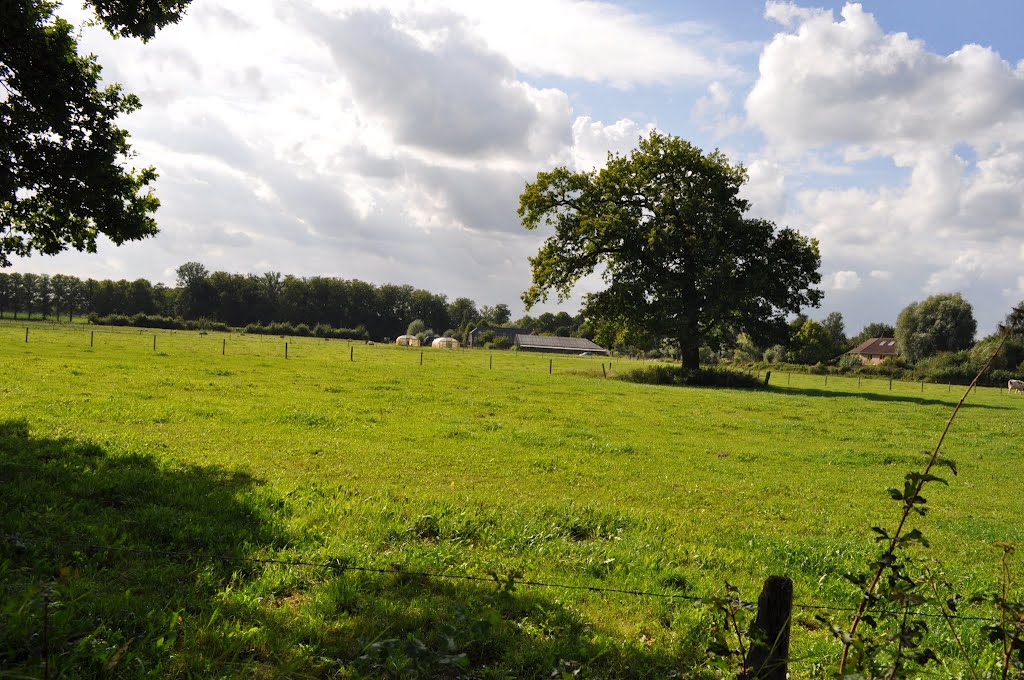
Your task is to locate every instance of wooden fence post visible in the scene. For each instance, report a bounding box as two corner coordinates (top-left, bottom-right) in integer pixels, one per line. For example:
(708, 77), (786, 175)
(90, 331), (94, 347)
(285, 342), (288, 359)
(602, 363), (607, 378)
(742, 575), (792, 680)
(222, 338), (226, 355)
(350, 346), (353, 362)
(549, 359), (552, 375)
(25, 327), (29, 343)
(153, 334), (156, 351)
(764, 370), (771, 386)
(889, 377), (892, 391)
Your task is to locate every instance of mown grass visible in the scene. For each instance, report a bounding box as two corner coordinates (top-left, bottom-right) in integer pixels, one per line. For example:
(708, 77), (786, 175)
(1, 321), (1022, 677)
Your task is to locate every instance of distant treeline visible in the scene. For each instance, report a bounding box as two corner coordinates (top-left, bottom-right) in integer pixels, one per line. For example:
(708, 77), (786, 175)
(0, 264), (583, 343)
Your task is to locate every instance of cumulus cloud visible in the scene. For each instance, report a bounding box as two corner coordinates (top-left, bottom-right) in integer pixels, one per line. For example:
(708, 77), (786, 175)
(692, 82), (743, 138)
(748, 3), (1024, 152)
(742, 2), (1024, 333)
(741, 159), (787, 219)
(828, 270), (862, 291)
(923, 250), (988, 293)
(569, 117), (654, 171)
(421, 0), (741, 88)
(762, 1), (831, 28)
(299, 8), (571, 159)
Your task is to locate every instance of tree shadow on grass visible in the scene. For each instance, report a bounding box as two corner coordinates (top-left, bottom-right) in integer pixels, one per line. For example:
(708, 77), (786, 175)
(0, 417), (290, 677)
(773, 386), (1011, 410)
(235, 566), (697, 679)
(0, 419), (707, 678)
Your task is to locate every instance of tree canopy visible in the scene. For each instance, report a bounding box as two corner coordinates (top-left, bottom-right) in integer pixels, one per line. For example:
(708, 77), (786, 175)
(519, 132), (822, 368)
(0, 0), (192, 266)
(895, 293), (977, 362)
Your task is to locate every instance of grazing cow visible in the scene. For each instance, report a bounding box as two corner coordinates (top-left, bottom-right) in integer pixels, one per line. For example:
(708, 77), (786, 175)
(1008, 379), (1024, 394)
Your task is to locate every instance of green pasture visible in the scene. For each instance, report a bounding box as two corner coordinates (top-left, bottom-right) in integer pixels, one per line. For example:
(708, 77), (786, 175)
(2, 320), (1022, 677)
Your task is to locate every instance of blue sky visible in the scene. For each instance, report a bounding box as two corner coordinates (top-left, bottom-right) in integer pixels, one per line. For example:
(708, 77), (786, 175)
(16, 1), (1024, 339)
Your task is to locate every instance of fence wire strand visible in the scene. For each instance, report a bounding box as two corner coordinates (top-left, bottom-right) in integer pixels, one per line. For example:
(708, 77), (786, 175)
(5, 537), (1001, 624)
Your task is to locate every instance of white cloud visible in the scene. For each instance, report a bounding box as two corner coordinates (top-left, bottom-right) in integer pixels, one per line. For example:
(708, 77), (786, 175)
(923, 250), (988, 293)
(298, 8), (571, 160)
(570, 117), (654, 171)
(748, 3), (1024, 154)
(828, 270), (862, 291)
(692, 81), (743, 138)
(762, 1), (831, 28)
(414, 0), (741, 88)
(742, 2), (1024, 333)
(742, 159), (787, 219)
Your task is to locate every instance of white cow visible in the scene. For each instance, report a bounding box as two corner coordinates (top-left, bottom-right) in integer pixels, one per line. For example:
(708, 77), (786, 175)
(1008, 379), (1024, 394)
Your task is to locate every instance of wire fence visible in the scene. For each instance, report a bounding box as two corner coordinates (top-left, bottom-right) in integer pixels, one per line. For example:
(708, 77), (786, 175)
(5, 536), (1001, 624)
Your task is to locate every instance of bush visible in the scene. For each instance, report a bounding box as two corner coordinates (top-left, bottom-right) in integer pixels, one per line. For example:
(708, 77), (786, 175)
(489, 336), (512, 350)
(618, 365), (763, 389)
(838, 354), (862, 371)
(762, 345), (789, 364)
(242, 322), (369, 340)
(88, 313), (228, 332)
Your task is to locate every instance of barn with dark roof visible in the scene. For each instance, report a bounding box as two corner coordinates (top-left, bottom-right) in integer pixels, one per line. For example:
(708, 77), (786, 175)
(514, 334), (609, 356)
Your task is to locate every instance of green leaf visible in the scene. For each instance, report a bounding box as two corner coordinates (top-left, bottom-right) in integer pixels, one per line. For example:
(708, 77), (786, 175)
(901, 528), (930, 548)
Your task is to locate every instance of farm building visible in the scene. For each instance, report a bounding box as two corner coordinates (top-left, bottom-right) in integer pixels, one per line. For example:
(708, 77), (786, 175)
(514, 334), (609, 356)
(848, 337), (899, 365)
(431, 336), (460, 349)
(395, 335), (421, 347)
(468, 325), (532, 347)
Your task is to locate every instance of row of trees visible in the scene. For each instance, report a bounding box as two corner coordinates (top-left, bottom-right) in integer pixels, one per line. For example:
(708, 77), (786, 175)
(0, 266), (985, 368)
(0, 266), (584, 344)
(0, 272), (173, 321)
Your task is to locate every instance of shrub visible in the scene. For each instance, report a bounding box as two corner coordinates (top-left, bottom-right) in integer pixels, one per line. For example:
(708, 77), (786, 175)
(762, 344), (789, 363)
(243, 322), (369, 340)
(618, 365), (762, 389)
(838, 354), (862, 371)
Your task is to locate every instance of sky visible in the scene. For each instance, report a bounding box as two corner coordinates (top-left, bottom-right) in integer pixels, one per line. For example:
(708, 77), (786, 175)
(14, 0), (1024, 336)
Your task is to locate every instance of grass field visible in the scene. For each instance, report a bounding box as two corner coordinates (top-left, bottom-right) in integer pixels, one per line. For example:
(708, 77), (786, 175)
(2, 320), (1022, 677)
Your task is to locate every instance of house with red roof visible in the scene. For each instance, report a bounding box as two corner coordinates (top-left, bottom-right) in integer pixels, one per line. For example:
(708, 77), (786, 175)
(848, 337), (899, 365)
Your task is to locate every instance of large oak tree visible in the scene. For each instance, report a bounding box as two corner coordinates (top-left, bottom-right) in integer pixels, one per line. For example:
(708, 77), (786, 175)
(0, 0), (191, 266)
(519, 132), (823, 368)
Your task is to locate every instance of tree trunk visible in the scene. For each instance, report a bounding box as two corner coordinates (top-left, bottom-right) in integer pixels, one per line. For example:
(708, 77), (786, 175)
(680, 340), (700, 369)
